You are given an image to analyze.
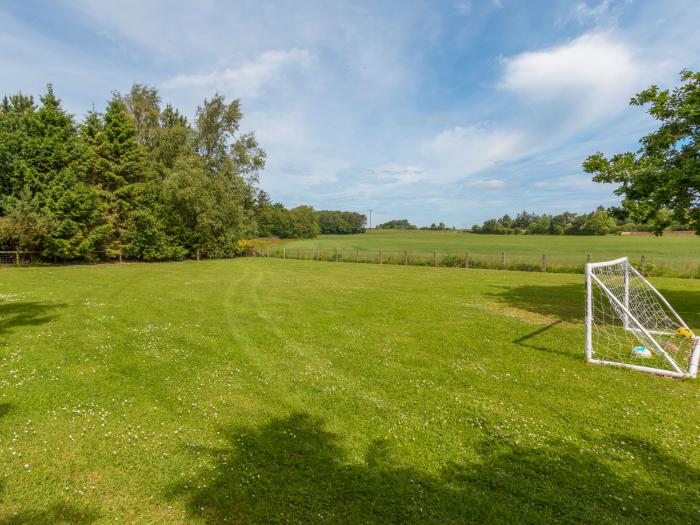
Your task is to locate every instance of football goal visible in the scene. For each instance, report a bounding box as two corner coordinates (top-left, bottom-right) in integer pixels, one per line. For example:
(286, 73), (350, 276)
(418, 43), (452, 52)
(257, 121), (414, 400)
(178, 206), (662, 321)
(585, 257), (700, 378)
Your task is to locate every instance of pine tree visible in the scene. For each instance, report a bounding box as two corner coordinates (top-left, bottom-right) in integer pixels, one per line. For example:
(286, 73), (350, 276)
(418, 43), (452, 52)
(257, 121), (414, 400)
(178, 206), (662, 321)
(0, 86), (108, 259)
(88, 95), (151, 257)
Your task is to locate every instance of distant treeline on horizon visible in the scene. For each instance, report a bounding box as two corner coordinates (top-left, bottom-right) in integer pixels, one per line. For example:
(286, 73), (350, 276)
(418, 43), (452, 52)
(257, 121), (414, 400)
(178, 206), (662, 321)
(378, 207), (693, 236)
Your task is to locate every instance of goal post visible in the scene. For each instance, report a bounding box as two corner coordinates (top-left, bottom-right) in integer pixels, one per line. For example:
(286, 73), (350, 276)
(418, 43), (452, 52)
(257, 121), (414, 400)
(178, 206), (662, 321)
(585, 257), (700, 378)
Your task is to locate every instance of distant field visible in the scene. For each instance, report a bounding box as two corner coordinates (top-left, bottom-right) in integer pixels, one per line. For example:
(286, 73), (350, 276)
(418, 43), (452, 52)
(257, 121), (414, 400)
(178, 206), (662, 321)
(277, 230), (700, 276)
(1, 259), (699, 522)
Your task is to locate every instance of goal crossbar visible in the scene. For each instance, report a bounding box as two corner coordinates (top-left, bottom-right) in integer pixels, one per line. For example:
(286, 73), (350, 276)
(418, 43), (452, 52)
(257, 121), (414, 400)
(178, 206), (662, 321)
(585, 257), (700, 378)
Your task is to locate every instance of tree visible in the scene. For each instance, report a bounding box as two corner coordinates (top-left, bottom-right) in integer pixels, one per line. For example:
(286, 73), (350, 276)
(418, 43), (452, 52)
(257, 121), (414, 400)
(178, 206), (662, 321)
(377, 219), (415, 229)
(498, 214), (514, 229)
(317, 211), (366, 234)
(0, 86), (108, 259)
(86, 94), (151, 257)
(161, 155), (255, 258)
(289, 206), (320, 238)
(583, 70), (700, 233)
(584, 210), (616, 236)
(528, 215), (551, 234)
(651, 208), (674, 236)
(153, 104), (190, 171)
(124, 84), (161, 149)
(480, 219), (505, 234)
(194, 93), (266, 179)
(0, 189), (53, 251)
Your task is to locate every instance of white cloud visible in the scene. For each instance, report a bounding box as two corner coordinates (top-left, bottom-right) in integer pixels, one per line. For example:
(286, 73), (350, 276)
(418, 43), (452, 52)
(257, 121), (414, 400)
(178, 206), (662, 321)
(163, 48), (313, 98)
(499, 32), (642, 132)
(469, 179), (506, 189)
(421, 125), (525, 182)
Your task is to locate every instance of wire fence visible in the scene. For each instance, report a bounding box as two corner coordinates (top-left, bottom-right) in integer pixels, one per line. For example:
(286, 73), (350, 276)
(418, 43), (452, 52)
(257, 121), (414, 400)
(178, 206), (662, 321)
(251, 246), (700, 279)
(0, 251), (40, 266)
(1, 247), (698, 279)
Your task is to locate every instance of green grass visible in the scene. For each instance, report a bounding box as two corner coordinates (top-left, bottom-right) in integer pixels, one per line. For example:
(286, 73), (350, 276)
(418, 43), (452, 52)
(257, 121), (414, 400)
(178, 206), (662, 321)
(1, 259), (699, 523)
(277, 230), (700, 276)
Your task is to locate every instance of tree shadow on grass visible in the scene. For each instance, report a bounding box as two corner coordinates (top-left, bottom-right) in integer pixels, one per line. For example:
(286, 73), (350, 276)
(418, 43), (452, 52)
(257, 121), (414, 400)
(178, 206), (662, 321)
(168, 413), (699, 524)
(492, 282), (700, 328)
(0, 403), (12, 420)
(654, 289), (700, 328)
(490, 283), (585, 324)
(510, 319), (579, 360)
(488, 283), (584, 361)
(0, 301), (65, 337)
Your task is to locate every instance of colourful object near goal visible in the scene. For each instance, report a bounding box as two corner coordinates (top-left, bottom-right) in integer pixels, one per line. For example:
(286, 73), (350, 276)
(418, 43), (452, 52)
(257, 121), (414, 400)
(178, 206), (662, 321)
(585, 257), (700, 378)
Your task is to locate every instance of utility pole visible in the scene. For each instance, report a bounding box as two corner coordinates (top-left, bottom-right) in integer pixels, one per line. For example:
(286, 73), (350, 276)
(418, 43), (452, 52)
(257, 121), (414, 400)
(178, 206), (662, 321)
(369, 209), (373, 229)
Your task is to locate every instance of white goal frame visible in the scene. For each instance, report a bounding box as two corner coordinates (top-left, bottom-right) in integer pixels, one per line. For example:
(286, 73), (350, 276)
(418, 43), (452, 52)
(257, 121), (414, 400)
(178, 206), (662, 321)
(585, 257), (700, 378)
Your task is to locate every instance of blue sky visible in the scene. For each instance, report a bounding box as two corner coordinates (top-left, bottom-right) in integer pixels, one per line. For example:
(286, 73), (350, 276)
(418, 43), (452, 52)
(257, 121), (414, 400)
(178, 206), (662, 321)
(2, 0), (699, 227)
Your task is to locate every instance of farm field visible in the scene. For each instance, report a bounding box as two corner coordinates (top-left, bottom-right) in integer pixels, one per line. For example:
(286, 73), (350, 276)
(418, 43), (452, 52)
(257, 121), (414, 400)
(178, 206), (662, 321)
(277, 230), (700, 276)
(1, 258), (699, 523)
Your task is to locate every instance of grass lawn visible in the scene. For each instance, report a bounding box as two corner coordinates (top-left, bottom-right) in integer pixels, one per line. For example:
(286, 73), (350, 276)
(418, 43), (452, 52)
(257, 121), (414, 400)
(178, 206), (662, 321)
(278, 230), (700, 276)
(1, 258), (699, 523)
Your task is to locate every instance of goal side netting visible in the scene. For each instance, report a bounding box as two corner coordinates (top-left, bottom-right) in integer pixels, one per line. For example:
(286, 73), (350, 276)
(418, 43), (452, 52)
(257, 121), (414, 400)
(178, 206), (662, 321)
(586, 257), (700, 378)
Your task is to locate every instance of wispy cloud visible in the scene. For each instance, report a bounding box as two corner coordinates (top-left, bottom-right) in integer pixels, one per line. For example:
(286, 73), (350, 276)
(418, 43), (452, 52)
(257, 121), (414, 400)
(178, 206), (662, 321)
(421, 125), (525, 183)
(469, 179), (506, 189)
(163, 49), (314, 98)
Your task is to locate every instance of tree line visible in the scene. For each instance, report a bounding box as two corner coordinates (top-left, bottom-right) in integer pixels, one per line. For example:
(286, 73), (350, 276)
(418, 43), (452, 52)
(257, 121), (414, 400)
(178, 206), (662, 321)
(0, 84), (363, 261)
(377, 220), (454, 231)
(471, 206), (690, 236)
(256, 205), (366, 238)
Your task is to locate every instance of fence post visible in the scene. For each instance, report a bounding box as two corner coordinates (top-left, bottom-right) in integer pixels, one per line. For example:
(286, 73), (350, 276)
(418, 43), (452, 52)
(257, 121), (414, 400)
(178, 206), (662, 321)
(541, 254), (547, 272)
(334, 248), (338, 262)
(433, 251), (437, 267)
(356, 249), (359, 263)
(15, 251), (20, 265)
(587, 253), (591, 263)
(464, 251), (469, 269)
(404, 250), (408, 265)
(501, 251), (506, 268)
(379, 249), (383, 264)
(640, 255), (646, 276)
(283, 248), (287, 260)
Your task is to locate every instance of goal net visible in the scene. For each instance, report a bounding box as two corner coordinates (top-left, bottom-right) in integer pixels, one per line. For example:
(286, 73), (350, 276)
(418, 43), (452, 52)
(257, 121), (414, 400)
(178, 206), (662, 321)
(586, 257), (700, 378)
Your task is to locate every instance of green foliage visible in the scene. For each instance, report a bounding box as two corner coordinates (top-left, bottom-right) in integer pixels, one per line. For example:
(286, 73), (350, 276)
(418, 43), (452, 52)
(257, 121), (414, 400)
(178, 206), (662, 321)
(472, 206), (684, 236)
(0, 189), (53, 251)
(584, 70), (700, 234)
(0, 83), (318, 260)
(0, 86), (108, 259)
(161, 155), (253, 258)
(289, 205), (320, 238)
(583, 210), (617, 236)
(422, 222), (448, 230)
(257, 202), (294, 238)
(317, 210), (366, 234)
(377, 219), (416, 230)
